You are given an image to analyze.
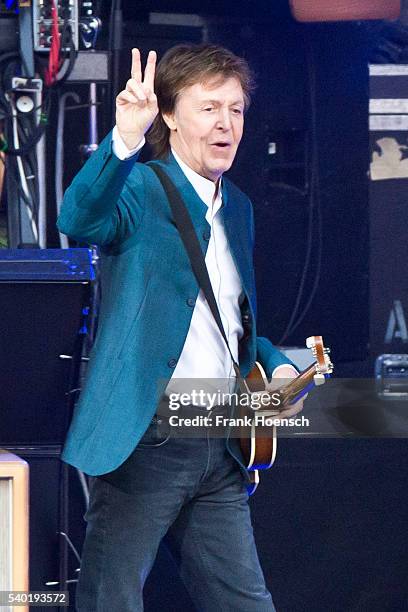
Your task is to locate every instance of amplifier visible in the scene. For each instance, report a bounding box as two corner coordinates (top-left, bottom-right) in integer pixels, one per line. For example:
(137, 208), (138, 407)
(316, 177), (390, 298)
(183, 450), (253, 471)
(375, 354), (408, 399)
(0, 249), (94, 446)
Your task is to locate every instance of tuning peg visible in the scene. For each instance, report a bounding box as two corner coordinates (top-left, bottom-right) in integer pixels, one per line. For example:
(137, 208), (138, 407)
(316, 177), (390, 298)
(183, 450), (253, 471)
(313, 373), (326, 385)
(324, 348), (331, 354)
(323, 354), (334, 371)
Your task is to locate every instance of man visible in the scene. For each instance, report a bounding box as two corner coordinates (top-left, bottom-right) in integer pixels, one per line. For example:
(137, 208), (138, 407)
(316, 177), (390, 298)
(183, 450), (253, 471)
(57, 44), (303, 611)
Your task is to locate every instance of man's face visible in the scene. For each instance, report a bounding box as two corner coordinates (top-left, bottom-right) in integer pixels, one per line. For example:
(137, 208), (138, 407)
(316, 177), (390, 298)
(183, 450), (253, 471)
(163, 76), (245, 183)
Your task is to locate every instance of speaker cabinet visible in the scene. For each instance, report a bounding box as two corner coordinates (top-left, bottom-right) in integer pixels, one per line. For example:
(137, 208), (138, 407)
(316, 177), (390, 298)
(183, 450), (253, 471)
(0, 249), (93, 446)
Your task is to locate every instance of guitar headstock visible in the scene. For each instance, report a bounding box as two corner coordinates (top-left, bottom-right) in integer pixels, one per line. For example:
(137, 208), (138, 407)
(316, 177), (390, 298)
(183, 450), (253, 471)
(305, 335), (333, 384)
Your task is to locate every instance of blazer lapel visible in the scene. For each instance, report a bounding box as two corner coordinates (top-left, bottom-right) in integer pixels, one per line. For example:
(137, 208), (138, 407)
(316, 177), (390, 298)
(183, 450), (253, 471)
(151, 153), (210, 237)
(150, 155), (251, 294)
(220, 179), (252, 296)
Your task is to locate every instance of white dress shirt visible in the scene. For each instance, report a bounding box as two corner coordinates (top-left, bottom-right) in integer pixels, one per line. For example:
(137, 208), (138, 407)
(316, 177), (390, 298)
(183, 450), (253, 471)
(166, 148), (244, 401)
(111, 127), (297, 403)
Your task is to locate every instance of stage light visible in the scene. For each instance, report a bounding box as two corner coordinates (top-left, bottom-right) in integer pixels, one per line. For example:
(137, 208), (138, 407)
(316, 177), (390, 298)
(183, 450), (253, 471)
(289, 0), (400, 22)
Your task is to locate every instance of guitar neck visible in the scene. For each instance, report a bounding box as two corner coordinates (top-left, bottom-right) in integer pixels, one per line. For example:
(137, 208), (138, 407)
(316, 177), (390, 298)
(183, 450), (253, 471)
(278, 363), (317, 407)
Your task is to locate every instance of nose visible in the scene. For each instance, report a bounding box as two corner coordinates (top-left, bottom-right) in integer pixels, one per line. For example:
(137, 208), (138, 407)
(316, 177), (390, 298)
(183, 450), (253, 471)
(216, 108), (232, 130)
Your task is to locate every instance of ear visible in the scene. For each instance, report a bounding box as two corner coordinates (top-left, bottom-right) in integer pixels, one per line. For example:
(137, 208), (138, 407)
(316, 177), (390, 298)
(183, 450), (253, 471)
(162, 112), (177, 131)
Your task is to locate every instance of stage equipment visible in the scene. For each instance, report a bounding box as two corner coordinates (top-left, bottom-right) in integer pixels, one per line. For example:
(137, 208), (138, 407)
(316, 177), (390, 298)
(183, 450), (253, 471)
(33, 0), (79, 53)
(2, 0), (101, 247)
(0, 248), (94, 444)
(7, 77), (43, 245)
(2, 0), (41, 248)
(63, 50), (108, 82)
(0, 10), (18, 52)
(289, 0), (400, 22)
(375, 354), (408, 399)
(369, 65), (408, 364)
(0, 446), (81, 609)
(0, 451), (29, 612)
(33, 0), (98, 52)
(0, 248), (94, 599)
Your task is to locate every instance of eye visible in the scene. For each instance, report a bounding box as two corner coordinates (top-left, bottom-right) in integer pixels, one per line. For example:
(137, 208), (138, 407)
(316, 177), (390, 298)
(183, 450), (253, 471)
(232, 108), (243, 115)
(203, 106), (214, 112)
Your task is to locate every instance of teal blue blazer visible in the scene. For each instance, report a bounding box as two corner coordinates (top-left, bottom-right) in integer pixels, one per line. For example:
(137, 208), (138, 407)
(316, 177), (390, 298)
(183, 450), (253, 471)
(57, 131), (296, 475)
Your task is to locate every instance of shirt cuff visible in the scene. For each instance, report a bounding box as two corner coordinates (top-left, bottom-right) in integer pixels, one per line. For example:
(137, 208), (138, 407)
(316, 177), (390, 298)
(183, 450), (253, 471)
(271, 363), (299, 378)
(112, 125), (145, 160)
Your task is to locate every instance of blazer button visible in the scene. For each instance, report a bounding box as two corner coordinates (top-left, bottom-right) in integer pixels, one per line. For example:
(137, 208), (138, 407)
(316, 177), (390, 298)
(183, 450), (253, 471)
(242, 313), (250, 323)
(168, 358), (177, 368)
(203, 230), (211, 241)
(186, 298), (195, 307)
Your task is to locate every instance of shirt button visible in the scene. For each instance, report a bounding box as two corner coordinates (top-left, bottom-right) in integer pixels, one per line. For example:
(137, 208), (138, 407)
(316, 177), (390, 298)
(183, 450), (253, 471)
(168, 358), (177, 368)
(186, 298), (195, 307)
(203, 230), (211, 241)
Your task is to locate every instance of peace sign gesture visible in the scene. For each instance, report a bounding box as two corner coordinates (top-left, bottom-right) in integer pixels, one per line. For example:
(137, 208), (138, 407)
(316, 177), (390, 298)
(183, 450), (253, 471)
(116, 48), (159, 150)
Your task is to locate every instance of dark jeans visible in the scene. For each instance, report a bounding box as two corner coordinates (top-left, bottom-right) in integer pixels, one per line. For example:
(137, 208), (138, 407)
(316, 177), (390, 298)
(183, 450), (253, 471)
(76, 415), (275, 611)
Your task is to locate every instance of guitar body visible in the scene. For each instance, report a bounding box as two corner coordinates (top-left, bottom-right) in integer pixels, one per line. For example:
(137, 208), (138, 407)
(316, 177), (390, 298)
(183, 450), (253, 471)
(239, 361), (277, 470)
(239, 336), (333, 494)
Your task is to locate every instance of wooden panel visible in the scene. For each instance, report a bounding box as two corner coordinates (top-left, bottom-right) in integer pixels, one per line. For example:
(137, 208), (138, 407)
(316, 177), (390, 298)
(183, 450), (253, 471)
(0, 479), (12, 597)
(0, 451), (29, 612)
(289, 0), (400, 22)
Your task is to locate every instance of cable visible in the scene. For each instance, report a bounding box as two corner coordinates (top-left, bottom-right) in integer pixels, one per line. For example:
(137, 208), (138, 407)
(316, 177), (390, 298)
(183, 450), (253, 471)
(0, 51), (30, 86)
(0, 53), (48, 244)
(45, 0), (61, 86)
(56, 90), (80, 248)
(9, 96), (39, 242)
(55, 25), (78, 85)
(16, 120), (38, 207)
(0, 154), (36, 216)
(278, 30), (323, 344)
(2, 98), (49, 155)
(0, 27), (79, 248)
(1, 55), (51, 157)
(2, 158), (38, 242)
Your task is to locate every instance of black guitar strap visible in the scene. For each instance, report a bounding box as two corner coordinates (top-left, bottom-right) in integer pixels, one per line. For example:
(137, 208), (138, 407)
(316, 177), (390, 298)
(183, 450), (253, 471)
(149, 164), (281, 489)
(149, 163), (247, 393)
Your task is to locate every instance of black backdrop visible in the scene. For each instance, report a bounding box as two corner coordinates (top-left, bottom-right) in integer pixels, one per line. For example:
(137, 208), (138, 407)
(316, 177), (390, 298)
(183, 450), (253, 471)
(49, 10), (371, 365)
(37, 3), (408, 610)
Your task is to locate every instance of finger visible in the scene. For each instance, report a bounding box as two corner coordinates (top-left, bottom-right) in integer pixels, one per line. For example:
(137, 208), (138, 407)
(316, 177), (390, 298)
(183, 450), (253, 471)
(277, 402), (304, 419)
(125, 79), (147, 102)
(116, 90), (140, 106)
(141, 87), (158, 107)
(131, 48), (142, 82)
(143, 50), (157, 90)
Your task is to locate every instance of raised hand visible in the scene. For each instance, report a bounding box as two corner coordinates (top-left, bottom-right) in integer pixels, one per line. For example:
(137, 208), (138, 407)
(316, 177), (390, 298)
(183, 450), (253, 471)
(115, 48), (159, 150)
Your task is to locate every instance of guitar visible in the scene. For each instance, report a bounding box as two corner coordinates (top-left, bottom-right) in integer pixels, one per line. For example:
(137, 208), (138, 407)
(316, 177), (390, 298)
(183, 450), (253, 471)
(240, 335), (333, 494)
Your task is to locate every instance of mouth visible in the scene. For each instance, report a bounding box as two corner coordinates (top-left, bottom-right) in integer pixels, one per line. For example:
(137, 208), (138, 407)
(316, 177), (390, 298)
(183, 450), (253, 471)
(211, 142), (231, 149)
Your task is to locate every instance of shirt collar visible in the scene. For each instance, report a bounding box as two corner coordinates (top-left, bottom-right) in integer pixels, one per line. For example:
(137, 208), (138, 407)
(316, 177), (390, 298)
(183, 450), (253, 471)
(171, 148), (222, 210)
